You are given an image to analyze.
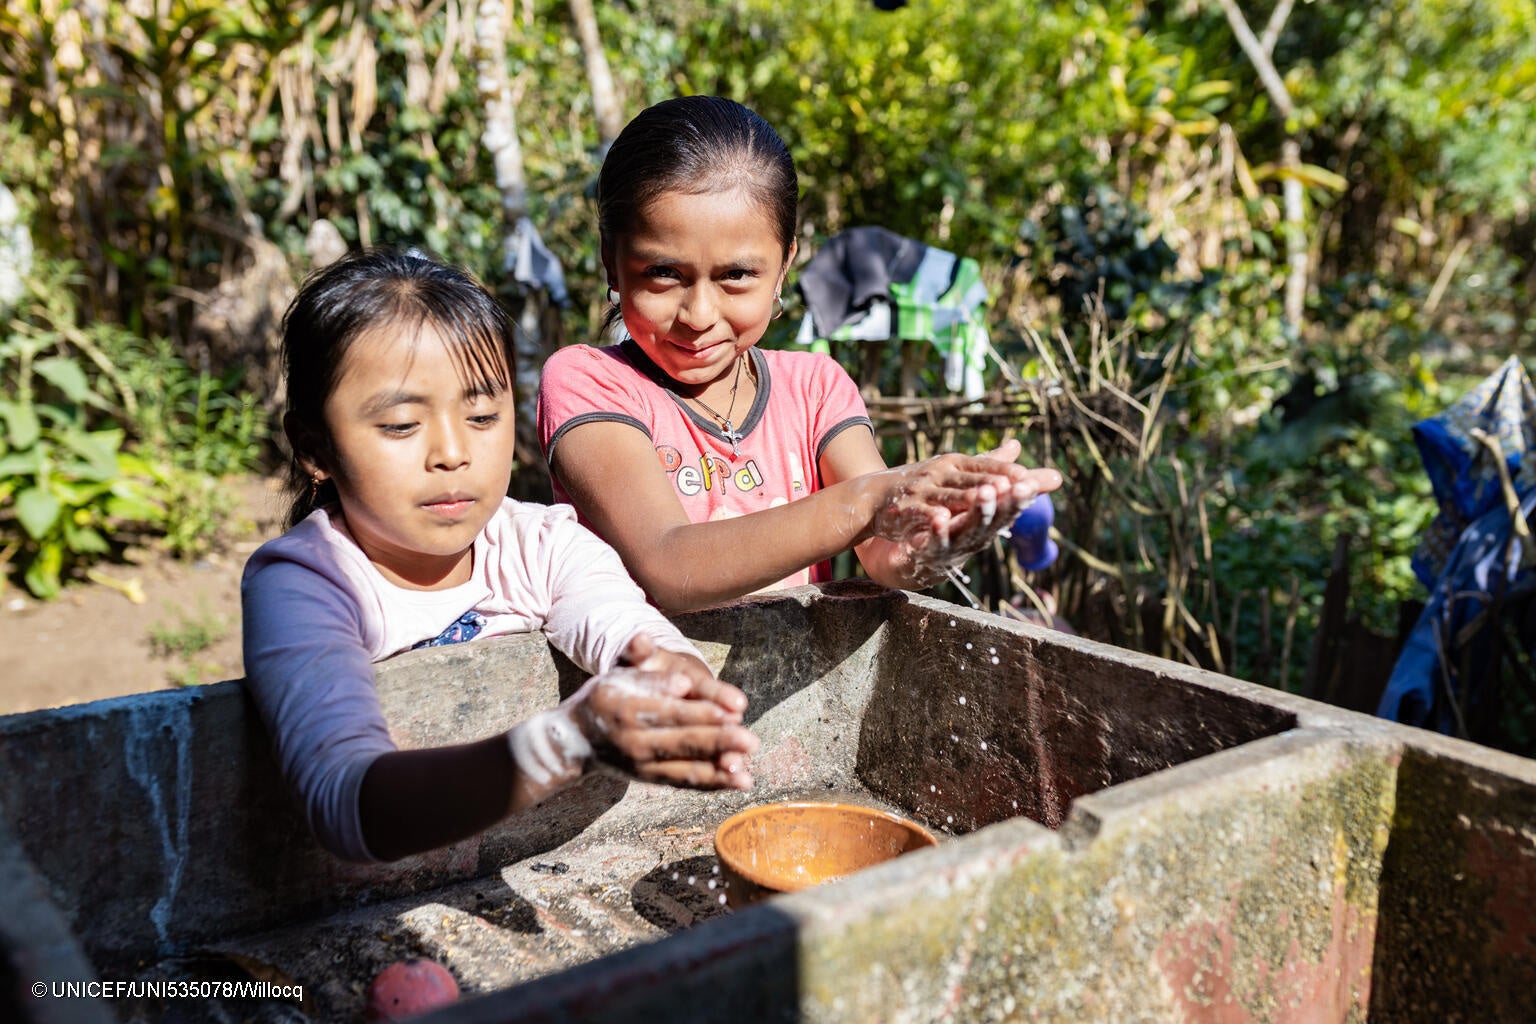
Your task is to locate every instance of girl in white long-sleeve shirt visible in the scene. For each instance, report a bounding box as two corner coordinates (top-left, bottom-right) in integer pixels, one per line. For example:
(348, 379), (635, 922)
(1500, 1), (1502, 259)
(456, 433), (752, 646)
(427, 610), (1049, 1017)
(242, 248), (758, 863)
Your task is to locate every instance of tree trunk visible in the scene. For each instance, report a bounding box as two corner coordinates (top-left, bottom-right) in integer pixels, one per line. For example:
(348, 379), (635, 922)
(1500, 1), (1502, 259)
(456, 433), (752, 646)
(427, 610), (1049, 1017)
(473, 0), (528, 227)
(568, 0), (624, 148)
(1217, 0), (1307, 333)
(472, 0), (546, 477)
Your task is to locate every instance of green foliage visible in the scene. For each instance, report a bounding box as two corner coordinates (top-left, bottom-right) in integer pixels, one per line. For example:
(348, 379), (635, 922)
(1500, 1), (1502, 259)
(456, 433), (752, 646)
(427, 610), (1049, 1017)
(1028, 183), (1182, 321)
(0, 262), (165, 598)
(0, 0), (1530, 709)
(104, 334), (267, 559)
(0, 256), (268, 596)
(661, 0), (1233, 259)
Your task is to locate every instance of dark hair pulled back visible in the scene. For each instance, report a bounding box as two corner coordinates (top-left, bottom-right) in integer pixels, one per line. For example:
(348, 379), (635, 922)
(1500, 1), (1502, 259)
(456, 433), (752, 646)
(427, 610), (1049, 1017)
(597, 95), (799, 264)
(278, 247), (514, 527)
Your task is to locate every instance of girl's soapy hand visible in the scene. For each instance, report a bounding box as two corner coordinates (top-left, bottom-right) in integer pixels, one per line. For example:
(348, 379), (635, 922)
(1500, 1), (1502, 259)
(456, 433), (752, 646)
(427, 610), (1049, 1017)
(618, 632), (749, 722)
(506, 638), (759, 798)
(869, 439), (1063, 582)
(576, 633), (758, 790)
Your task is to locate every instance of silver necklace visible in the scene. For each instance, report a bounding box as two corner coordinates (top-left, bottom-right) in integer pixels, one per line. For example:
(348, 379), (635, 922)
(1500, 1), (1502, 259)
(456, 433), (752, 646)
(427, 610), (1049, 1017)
(688, 355), (746, 458)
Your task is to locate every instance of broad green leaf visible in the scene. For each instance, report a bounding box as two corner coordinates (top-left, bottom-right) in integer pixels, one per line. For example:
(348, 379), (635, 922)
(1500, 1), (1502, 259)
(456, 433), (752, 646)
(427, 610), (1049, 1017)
(24, 542), (65, 600)
(59, 428), (122, 481)
(63, 519), (110, 555)
(106, 491), (165, 525)
(16, 486), (63, 541)
(34, 357), (94, 405)
(2, 402), (41, 449)
(0, 450), (43, 475)
(51, 477), (113, 505)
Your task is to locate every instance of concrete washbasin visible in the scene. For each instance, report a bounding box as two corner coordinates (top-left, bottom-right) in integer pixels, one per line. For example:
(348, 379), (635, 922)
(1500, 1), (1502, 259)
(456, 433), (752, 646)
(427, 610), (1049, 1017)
(2, 582), (1533, 1022)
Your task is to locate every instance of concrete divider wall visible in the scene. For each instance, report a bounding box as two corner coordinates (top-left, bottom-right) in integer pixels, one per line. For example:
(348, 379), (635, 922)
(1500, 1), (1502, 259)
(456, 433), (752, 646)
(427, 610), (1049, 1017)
(1369, 745), (1536, 1022)
(1, 584), (1534, 1023)
(859, 599), (1299, 833)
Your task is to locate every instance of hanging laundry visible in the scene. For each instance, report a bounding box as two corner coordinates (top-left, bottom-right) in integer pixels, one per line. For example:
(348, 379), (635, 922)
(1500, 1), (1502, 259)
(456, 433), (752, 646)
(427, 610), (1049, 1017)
(795, 226), (990, 399)
(1377, 356), (1536, 748)
(1409, 355), (1536, 588)
(504, 216), (570, 307)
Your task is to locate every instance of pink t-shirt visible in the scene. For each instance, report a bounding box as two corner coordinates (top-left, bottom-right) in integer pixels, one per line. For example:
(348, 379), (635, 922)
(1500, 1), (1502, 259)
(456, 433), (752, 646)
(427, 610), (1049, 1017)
(537, 342), (873, 588)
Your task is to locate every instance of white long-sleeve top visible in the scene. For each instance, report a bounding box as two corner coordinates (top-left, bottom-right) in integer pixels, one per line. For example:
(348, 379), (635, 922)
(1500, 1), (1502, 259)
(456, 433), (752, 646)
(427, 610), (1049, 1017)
(241, 498), (698, 862)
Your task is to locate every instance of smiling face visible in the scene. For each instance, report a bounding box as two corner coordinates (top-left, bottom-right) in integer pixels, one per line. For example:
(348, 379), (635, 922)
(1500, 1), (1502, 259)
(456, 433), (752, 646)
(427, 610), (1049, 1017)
(606, 188), (795, 391)
(308, 323), (516, 589)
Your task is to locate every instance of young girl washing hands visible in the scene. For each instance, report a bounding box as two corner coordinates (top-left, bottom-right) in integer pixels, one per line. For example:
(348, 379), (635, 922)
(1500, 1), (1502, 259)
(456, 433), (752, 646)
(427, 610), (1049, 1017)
(537, 95), (1062, 613)
(242, 248), (758, 864)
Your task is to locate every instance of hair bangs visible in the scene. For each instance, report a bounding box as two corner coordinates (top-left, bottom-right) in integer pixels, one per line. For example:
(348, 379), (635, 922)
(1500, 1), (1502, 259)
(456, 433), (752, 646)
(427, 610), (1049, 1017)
(417, 285), (514, 399)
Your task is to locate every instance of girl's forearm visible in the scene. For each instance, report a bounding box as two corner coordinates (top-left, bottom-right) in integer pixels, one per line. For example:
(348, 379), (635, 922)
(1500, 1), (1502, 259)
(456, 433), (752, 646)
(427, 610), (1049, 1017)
(358, 734), (573, 862)
(625, 474), (887, 611)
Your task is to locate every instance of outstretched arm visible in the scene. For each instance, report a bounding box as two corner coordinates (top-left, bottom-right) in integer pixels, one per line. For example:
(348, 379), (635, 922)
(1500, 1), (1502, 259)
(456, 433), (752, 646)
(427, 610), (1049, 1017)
(244, 561), (755, 863)
(359, 634), (756, 862)
(551, 422), (1060, 610)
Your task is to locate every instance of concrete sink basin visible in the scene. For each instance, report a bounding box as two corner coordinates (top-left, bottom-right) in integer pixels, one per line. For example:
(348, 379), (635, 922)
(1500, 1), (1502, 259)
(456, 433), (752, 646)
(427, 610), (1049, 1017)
(2, 583), (1533, 1022)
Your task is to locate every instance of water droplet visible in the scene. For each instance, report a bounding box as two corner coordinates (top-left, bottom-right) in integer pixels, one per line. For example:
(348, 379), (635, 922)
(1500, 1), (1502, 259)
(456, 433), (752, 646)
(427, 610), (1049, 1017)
(964, 642), (973, 650)
(718, 894), (727, 905)
(946, 815), (954, 824)
(949, 619), (957, 626)
(708, 879), (718, 890)
(980, 741), (988, 751)
(988, 647), (996, 655)
(958, 695), (967, 705)
(990, 656), (1000, 665)
(1011, 800), (1018, 809)
(671, 872), (679, 880)
(951, 734), (960, 743)
(711, 865), (720, 874)
(687, 875), (696, 886)
(930, 784), (937, 792)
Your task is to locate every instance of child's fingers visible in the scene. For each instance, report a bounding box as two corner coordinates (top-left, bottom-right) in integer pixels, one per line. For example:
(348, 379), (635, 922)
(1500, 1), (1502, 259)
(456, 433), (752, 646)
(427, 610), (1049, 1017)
(683, 673), (749, 715)
(1018, 467), (1064, 495)
(620, 631), (660, 669)
(635, 757), (756, 791)
(921, 458), (1021, 489)
(589, 688), (742, 733)
(602, 723), (760, 779)
(616, 639), (747, 715)
(977, 437), (1023, 463)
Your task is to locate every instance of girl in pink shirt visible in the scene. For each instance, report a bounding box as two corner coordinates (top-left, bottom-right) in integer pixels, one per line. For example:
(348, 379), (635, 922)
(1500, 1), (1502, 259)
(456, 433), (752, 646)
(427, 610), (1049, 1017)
(243, 248), (758, 862)
(538, 96), (1061, 612)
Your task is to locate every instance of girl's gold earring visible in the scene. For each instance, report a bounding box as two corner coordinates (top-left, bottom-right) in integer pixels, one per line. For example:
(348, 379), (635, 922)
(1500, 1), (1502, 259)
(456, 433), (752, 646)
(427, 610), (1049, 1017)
(308, 475), (322, 504)
(606, 287), (621, 311)
(772, 293), (784, 321)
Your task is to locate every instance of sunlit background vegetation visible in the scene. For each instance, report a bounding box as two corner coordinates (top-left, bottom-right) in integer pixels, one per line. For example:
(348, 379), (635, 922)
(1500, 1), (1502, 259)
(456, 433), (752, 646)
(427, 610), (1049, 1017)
(1, 0), (1532, 703)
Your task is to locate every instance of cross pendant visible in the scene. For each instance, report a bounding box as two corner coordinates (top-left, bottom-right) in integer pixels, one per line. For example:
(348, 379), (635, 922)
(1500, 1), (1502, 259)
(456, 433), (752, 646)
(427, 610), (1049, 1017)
(722, 421), (743, 459)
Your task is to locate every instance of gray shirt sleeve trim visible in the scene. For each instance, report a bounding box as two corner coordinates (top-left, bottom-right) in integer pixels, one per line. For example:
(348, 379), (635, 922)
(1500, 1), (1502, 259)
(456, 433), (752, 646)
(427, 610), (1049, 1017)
(815, 416), (876, 477)
(545, 412), (651, 466)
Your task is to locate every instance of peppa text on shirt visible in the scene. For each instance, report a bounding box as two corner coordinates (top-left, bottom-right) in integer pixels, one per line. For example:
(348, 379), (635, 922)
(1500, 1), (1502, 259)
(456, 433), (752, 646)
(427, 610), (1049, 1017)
(655, 445), (769, 497)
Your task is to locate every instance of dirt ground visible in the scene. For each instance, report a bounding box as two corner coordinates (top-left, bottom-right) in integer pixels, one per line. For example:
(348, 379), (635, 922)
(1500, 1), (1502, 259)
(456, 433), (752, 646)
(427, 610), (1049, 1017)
(0, 476), (288, 716)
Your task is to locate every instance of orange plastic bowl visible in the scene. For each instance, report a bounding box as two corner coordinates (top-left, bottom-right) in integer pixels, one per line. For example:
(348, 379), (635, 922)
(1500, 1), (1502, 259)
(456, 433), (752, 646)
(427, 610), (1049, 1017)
(713, 801), (937, 908)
